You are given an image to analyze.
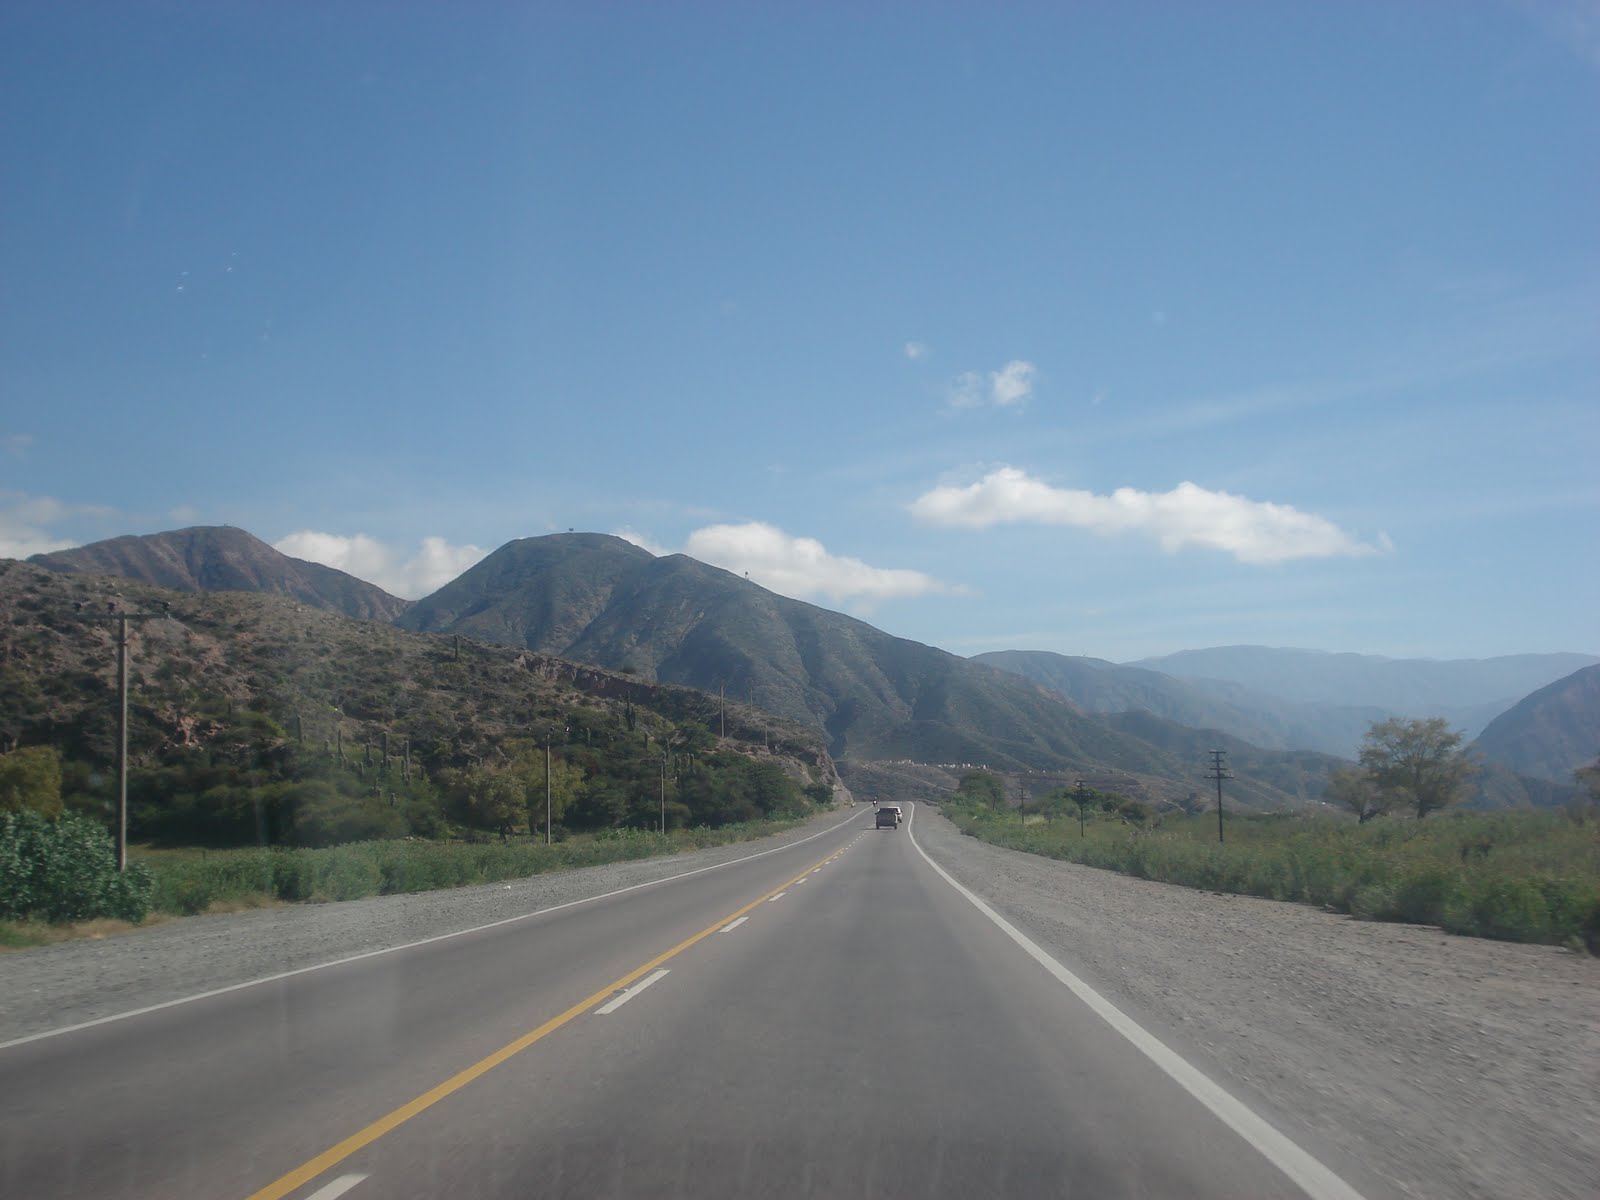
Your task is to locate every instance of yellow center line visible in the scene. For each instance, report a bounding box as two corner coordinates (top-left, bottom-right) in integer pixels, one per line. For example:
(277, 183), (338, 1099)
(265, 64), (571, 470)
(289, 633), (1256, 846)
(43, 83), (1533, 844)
(244, 844), (841, 1200)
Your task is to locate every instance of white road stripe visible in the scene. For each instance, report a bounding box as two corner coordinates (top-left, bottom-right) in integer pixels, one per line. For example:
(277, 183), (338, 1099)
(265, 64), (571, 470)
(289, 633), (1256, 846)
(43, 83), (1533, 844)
(719, 917), (749, 933)
(1, 809), (870, 1053)
(595, 968), (670, 1015)
(768, 891), (787, 902)
(906, 807), (1366, 1200)
(305, 1173), (368, 1200)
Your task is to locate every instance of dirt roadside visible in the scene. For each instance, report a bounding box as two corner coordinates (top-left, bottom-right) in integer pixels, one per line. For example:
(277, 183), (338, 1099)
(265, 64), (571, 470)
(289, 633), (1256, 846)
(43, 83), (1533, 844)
(912, 805), (1599, 1200)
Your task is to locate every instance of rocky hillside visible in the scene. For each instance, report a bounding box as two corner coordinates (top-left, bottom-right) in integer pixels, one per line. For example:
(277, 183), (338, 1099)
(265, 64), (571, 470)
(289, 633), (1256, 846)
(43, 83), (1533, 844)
(1473, 664), (1600, 783)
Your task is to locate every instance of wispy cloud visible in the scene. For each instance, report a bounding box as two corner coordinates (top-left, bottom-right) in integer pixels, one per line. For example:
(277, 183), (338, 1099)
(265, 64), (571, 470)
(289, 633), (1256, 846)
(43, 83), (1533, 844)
(904, 341), (929, 360)
(0, 490), (120, 559)
(616, 521), (964, 604)
(2, 433), (34, 457)
(908, 467), (1390, 565)
(1518, 0), (1600, 67)
(950, 359), (1037, 408)
(274, 531), (489, 599)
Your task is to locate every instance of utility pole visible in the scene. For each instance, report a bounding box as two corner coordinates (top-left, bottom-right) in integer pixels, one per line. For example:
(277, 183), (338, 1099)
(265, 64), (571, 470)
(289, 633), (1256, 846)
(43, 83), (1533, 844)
(1206, 749), (1233, 844)
(660, 752), (667, 834)
(74, 599), (170, 872)
(544, 733), (552, 846)
(1018, 776), (1026, 825)
(1074, 778), (1088, 839)
(719, 683), (725, 740)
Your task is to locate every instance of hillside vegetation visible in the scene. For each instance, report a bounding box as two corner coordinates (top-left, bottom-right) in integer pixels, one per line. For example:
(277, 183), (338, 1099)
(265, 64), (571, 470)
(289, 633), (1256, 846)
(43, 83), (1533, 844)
(0, 561), (839, 858)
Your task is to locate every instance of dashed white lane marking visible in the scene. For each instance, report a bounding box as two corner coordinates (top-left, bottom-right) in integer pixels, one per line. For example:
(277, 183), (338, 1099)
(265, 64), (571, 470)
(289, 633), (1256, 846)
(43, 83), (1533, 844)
(795, 877), (809, 885)
(768, 891), (787, 902)
(719, 916), (749, 933)
(595, 969), (670, 1015)
(1, 809), (870, 1053)
(305, 1174), (368, 1200)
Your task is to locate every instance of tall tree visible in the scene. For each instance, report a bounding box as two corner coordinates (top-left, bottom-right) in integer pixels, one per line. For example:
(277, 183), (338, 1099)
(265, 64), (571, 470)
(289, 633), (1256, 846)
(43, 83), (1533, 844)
(1357, 717), (1476, 819)
(1323, 764), (1396, 823)
(0, 746), (63, 818)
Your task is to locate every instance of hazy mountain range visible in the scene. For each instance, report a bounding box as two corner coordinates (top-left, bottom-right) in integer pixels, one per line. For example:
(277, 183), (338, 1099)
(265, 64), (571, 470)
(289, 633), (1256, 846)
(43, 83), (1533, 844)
(18, 526), (1596, 806)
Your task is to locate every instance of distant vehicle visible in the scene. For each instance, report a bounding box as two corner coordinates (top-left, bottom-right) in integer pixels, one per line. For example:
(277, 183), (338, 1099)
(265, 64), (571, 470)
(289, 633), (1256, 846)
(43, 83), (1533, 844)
(876, 805), (903, 828)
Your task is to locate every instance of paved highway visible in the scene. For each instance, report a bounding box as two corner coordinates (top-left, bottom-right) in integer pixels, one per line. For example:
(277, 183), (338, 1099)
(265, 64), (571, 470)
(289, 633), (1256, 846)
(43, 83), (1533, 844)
(2, 806), (1372, 1199)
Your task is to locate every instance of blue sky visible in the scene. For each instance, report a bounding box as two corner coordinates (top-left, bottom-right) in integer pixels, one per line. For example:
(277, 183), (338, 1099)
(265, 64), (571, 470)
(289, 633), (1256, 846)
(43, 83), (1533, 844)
(3, 2), (1596, 662)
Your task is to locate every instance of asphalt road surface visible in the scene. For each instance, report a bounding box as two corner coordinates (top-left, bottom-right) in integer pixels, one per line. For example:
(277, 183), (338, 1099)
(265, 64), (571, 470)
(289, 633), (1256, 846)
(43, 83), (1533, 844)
(1, 806), (1373, 1199)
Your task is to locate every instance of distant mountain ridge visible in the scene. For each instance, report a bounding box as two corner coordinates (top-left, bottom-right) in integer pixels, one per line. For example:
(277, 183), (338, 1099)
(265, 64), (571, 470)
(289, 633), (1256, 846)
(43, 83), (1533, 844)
(22, 523), (1590, 814)
(1128, 645), (1599, 728)
(26, 526), (412, 622)
(971, 650), (1389, 758)
(1472, 665), (1600, 783)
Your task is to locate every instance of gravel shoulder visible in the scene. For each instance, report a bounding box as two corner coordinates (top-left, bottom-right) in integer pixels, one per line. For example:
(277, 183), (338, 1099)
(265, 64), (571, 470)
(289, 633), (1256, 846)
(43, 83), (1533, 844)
(911, 805), (1600, 1200)
(0, 809), (861, 1045)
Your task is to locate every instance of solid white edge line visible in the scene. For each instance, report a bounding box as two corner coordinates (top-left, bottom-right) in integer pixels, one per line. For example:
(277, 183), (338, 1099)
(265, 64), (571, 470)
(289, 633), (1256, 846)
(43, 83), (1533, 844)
(0, 809), (871, 1053)
(905, 803), (1367, 1200)
(304, 1173), (369, 1200)
(718, 916), (749, 933)
(594, 968), (670, 1015)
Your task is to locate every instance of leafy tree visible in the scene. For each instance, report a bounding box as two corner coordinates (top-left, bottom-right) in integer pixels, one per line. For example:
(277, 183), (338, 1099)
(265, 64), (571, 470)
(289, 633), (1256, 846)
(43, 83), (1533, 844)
(506, 740), (583, 836)
(956, 770), (1005, 809)
(1324, 764), (1397, 824)
(0, 745), (64, 818)
(1357, 717), (1477, 820)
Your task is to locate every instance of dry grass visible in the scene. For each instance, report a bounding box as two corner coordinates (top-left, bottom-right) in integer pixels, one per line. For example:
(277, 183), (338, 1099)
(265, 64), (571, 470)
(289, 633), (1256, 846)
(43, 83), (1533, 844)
(0, 913), (176, 951)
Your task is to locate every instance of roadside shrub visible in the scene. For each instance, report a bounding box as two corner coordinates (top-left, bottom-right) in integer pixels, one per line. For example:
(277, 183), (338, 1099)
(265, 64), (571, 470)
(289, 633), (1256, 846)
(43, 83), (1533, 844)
(1449, 877), (1551, 943)
(0, 810), (153, 923)
(1390, 867), (1462, 927)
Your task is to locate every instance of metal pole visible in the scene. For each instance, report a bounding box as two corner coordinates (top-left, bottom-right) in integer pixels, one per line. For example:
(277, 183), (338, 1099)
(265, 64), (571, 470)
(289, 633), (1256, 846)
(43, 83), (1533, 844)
(116, 613), (129, 873)
(660, 753), (666, 833)
(545, 737), (552, 846)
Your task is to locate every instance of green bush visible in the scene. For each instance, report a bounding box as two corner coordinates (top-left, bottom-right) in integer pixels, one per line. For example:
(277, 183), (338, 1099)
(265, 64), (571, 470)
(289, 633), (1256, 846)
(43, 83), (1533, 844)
(944, 801), (1599, 953)
(0, 810), (153, 923)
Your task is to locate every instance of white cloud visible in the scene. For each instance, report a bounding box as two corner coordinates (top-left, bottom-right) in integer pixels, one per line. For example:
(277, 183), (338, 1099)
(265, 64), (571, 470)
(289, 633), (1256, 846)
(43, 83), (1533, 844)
(904, 341), (929, 360)
(615, 521), (963, 604)
(948, 359), (1037, 408)
(908, 467), (1389, 565)
(274, 531), (489, 599)
(989, 360), (1037, 406)
(3, 433), (34, 456)
(0, 490), (116, 559)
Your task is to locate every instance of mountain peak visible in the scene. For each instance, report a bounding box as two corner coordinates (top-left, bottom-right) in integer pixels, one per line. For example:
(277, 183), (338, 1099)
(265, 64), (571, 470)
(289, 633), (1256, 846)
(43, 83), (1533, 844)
(28, 526), (411, 622)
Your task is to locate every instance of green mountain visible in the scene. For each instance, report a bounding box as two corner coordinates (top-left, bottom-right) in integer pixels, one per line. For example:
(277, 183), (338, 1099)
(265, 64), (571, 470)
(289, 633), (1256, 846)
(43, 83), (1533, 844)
(395, 534), (1148, 770)
(0, 559), (840, 844)
(393, 534), (1362, 809)
(1472, 665), (1600, 783)
(28, 526), (412, 623)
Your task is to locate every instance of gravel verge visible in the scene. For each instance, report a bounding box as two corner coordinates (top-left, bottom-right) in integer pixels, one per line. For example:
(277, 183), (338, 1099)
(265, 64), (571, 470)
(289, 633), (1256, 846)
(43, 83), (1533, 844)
(0, 809), (860, 1045)
(912, 806), (1599, 1200)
